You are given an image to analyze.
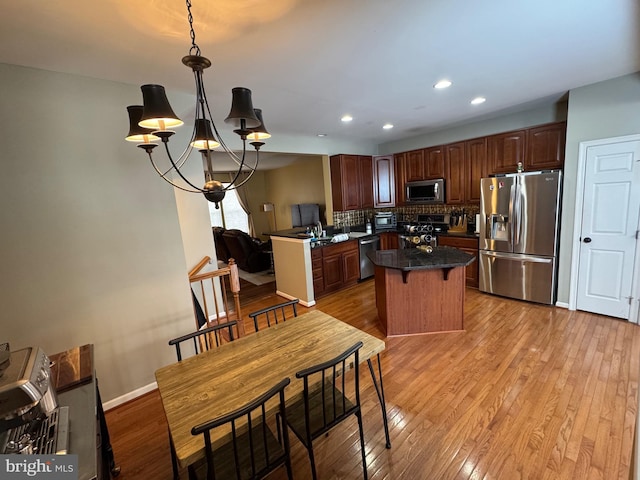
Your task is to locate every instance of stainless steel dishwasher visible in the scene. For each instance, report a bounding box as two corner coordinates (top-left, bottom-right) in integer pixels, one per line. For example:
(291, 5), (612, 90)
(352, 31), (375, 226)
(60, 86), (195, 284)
(359, 235), (380, 280)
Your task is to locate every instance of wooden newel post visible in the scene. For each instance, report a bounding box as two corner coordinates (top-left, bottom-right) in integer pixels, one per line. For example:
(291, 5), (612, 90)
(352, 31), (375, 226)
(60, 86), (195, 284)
(227, 258), (244, 337)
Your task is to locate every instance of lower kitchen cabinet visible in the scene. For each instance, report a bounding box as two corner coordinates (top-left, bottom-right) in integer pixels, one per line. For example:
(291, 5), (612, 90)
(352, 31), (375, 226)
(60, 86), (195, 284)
(311, 248), (324, 296)
(311, 240), (360, 298)
(379, 231), (400, 250)
(438, 235), (479, 288)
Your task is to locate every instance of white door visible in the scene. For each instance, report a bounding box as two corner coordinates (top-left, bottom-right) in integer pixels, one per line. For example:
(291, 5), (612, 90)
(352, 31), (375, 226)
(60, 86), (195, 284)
(575, 139), (640, 320)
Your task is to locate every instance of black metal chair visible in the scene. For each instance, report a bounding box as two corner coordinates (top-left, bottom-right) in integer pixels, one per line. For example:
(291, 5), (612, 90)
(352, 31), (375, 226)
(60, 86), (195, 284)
(168, 321), (239, 361)
(188, 378), (293, 480)
(248, 299), (299, 332)
(284, 342), (367, 480)
(167, 321), (239, 479)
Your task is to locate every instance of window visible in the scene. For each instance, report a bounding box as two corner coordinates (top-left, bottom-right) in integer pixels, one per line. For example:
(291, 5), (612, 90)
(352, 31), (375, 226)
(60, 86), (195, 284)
(208, 184), (249, 232)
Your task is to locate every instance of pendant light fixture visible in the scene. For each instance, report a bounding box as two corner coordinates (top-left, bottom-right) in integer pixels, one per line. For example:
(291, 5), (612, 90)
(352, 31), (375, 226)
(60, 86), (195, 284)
(125, 0), (271, 208)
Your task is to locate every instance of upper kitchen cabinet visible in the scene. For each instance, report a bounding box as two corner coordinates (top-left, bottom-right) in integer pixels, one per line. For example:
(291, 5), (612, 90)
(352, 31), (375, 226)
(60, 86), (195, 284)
(465, 137), (487, 203)
(487, 129), (527, 175)
(445, 142), (465, 204)
(424, 146), (445, 179)
(445, 138), (486, 205)
(526, 122), (566, 171)
(394, 152), (407, 206)
(405, 149), (425, 181)
(360, 156), (374, 208)
(330, 154), (374, 211)
(373, 155), (395, 208)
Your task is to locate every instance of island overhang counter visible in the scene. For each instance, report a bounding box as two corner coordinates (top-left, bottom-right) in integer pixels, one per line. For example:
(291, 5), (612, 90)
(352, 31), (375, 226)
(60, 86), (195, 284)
(367, 247), (475, 336)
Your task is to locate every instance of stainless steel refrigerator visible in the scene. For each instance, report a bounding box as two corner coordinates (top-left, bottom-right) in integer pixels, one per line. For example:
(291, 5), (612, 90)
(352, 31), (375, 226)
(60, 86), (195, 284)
(479, 170), (562, 304)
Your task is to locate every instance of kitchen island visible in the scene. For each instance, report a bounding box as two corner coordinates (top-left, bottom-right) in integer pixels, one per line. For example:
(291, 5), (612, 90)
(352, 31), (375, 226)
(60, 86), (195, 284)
(367, 247), (475, 336)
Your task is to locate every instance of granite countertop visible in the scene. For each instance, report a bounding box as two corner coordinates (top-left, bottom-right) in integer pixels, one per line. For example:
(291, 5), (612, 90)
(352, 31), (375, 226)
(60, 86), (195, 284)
(367, 246), (475, 271)
(269, 228), (315, 239)
(269, 227), (373, 248)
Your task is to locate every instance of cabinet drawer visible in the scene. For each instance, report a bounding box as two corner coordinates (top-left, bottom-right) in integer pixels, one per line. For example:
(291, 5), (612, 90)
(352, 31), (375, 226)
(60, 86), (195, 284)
(320, 239), (358, 256)
(438, 236), (478, 249)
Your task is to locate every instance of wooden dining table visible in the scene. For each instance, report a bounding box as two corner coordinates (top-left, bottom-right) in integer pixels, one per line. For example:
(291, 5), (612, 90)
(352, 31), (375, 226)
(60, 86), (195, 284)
(155, 309), (391, 470)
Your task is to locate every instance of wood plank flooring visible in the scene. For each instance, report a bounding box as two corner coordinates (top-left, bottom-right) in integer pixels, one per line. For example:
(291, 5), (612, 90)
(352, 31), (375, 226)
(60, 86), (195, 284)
(105, 281), (640, 479)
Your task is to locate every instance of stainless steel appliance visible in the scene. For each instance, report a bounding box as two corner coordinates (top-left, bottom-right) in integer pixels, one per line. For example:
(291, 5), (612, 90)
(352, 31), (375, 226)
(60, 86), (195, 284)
(359, 235), (380, 280)
(373, 212), (396, 231)
(0, 344), (69, 454)
(406, 179), (445, 204)
(479, 170), (562, 304)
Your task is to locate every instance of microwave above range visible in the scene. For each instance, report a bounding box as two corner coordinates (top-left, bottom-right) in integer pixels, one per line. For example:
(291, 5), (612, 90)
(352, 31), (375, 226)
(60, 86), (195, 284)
(406, 179), (445, 204)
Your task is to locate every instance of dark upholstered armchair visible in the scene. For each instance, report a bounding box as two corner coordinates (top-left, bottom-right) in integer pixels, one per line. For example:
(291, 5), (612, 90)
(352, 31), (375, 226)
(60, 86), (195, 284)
(212, 227), (230, 262)
(217, 229), (271, 273)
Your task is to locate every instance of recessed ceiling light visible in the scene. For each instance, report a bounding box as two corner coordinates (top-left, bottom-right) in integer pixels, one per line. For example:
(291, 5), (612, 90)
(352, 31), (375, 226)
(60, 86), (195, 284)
(317, 133), (327, 137)
(434, 80), (452, 89)
(471, 97), (486, 105)
(383, 123), (394, 130)
(341, 115), (353, 122)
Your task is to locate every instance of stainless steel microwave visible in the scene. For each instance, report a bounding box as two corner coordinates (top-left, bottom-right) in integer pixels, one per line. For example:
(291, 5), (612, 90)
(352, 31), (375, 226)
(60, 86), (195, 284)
(406, 179), (445, 204)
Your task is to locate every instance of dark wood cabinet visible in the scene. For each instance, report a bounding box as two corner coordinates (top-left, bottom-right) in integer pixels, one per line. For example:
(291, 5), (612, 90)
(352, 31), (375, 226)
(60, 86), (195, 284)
(311, 248), (324, 296)
(394, 152), (406, 205)
(445, 142), (465, 204)
(359, 156), (374, 209)
(465, 137), (487, 203)
(445, 138), (486, 205)
(330, 155), (374, 211)
(437, 235), (479, 288)
(373, 155), (395, 208)
(526, 121), (566, 171)
(379, 232), (399, 250)
(487, 130), (527, 175)
(401, 146), (444, 184)
(336, 121), (565, 211)
(322, 252), (343, 291)
(405, 149), (425, 181)
(342, 248), (360, 284)
(312, 240), (359, 298)
(425, 146), (445, 179)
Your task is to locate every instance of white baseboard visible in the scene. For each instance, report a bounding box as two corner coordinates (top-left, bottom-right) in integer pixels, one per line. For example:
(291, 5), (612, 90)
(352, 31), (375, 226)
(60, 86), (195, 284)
(276, 290), (316, 307)
(102, 381), (158, 411)
(555, 301), (569, 309)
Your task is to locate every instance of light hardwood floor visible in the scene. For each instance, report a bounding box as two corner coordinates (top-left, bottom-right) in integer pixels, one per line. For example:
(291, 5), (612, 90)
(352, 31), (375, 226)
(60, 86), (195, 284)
(105, 281), (640, 479)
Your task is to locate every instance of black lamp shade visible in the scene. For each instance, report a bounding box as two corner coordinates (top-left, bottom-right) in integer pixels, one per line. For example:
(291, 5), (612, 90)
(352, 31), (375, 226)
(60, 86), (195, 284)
(125, 105), (160, 143)
(191, 119), (220, 149)
(139, 84), (184, 131)
(246, 108), (271, 141)
(224, 87), (260, 129)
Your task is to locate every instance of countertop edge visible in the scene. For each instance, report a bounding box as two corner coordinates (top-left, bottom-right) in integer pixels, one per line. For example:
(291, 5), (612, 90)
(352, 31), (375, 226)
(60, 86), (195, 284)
(367, 247), (475, 272)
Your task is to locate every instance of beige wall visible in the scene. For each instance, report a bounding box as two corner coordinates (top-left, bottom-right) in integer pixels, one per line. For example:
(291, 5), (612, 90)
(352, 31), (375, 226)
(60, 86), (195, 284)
(559, 73), (640, 304)
(264, 157), (327, 230)
(0, 63), (197, 403)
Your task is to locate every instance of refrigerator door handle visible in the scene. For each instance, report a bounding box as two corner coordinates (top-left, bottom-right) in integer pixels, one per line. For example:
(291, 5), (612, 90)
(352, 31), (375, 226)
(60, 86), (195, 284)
(508, 182), (516, 249)
(513, 181), (522, 246)
(482, 251), (552, 263)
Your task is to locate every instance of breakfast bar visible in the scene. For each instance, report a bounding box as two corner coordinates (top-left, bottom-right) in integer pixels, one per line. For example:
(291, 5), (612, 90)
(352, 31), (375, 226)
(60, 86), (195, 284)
(368, 247), (475, 336)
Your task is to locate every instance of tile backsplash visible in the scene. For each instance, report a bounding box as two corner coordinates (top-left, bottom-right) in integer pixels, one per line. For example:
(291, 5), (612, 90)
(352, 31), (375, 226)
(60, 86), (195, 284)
(333, 204), (480, 228)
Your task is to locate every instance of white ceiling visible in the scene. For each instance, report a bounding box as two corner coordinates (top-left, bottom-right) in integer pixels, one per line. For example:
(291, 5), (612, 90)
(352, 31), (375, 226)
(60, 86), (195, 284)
(1, 0), (639, 151)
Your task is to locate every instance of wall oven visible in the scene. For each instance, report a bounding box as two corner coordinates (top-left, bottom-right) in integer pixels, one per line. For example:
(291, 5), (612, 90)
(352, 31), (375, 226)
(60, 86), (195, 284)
(406, 179), (445, 204)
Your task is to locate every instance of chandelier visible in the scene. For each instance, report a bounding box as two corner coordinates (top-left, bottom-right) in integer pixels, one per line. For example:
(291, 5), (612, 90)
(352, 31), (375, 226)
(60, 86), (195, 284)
(125, 0), (270, 208)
